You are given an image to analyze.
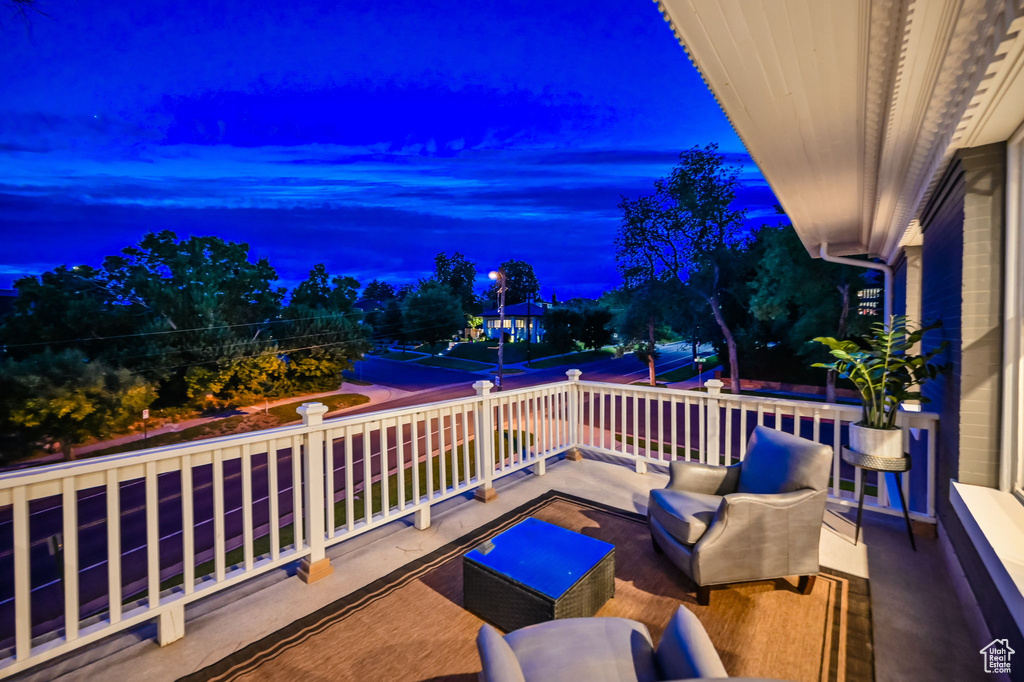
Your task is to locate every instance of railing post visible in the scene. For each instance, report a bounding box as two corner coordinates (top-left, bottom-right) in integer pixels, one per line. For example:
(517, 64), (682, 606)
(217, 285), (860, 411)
(473, 381), (498, 502)
(297, 402), (333, 583)
(157, 603), (185, 646)
(565, 369), (583, 462)
(704, 380), (723, 466)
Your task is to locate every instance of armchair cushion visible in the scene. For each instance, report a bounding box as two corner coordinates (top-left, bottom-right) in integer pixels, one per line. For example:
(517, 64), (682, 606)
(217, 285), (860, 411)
(503, 617), (658, 682)
(737, 426), (832, 495)
(655, 607), (729, 680)
(666, 461), (741, 495)
(649, 489), (722, 545)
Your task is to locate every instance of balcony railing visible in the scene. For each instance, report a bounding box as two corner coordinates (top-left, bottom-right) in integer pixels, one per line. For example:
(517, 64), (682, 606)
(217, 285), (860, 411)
(0, 371), (938, 677)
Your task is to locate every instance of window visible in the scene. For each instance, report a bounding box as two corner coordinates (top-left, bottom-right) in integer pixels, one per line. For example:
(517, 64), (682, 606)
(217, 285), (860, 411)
(516, 319), (525, 329)
(1004, 121), (1024, 498)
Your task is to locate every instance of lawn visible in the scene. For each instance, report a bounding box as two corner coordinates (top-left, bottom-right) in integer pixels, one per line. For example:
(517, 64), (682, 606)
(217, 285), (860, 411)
(447, 341), (561, 365)
(379, 350), (424, 361)
(413, 356), (491, 371)
(91, 393), (370, 457)
(656, 355), (720, 383)
(530, 349), (614, 369)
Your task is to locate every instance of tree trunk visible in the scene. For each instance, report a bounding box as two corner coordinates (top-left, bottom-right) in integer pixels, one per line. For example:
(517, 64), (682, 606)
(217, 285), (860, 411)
(647, 317), (657, 386)
(826, 284), (851, 404)
(704, 291), (740, 393)
(61, 439), (76, 461)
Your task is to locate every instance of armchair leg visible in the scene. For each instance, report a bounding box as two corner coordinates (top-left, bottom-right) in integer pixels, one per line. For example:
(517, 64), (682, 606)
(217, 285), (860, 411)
(650, 533), (664, 555)
(798, 575), (817, 595)
(696, 585), (712, 606)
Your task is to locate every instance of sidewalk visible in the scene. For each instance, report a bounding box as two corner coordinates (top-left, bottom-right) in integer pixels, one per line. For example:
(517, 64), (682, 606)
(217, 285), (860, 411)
(10, 382), (411, 469)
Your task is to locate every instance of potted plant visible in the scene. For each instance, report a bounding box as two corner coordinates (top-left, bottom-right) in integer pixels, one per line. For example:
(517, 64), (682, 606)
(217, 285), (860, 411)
(812, 316), (947, 459)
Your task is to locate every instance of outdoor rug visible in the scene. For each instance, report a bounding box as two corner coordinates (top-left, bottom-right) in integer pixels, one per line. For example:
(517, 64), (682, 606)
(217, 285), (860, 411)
(183, 490), (873, 682)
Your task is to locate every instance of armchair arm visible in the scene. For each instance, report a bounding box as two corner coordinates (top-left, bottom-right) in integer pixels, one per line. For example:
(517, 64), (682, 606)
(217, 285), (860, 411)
(655, 606), (728, 679)
(691, 488), (828, 585)
(477, 624), (526, 682)
(667, 461), (741, 495)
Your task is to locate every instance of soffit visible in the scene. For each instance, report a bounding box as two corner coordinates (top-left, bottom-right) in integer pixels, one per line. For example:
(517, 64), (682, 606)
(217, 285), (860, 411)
(658, 0), (1020, 262)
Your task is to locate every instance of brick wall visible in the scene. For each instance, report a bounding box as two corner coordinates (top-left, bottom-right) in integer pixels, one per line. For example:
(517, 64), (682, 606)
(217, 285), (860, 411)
(957, 143), (1005, 488)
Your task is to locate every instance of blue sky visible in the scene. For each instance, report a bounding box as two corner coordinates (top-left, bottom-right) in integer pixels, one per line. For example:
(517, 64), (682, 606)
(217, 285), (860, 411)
(0, 0), (781, 298)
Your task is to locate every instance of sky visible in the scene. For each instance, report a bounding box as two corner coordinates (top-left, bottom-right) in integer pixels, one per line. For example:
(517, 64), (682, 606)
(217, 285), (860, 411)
(0, 0), (782, 299)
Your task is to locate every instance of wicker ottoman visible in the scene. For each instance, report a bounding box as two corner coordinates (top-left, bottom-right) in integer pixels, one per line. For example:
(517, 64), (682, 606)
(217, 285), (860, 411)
(463, 517), (615, 633)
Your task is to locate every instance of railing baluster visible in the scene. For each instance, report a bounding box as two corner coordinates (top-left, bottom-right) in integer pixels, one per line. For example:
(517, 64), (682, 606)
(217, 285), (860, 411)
(267, 446), (280, 560)
(497, 398), (506, 470)
(145, 461), (160, 608)
(684, 396), (691, 460)
(380, 419), (391, 517)
(241, 443), (254, 570)
(739, 404), (748, 459)
(62, 477), (79, 641)
(698, 397), (706, 463)
(644, 394), (652, 459)
(598, 388), (606, 451)
(106, 470), (122, 622)
(181, 455), (195, 593)
(832, 411), (842, 499)
(325, 430), (336, 537)
(362, 422), (373, 524)
(425, 412), (435, 499)
(461, 405), (472, 485)
(774, 405), (782, 430)
(344, 426), (355, 531)
(437, 409), (448, 493)
(213, 449), (226, 580)
(410, 418), (421, 505)
(632, 393), (640, 458)
(291, 436), (304, 551)
(397, 417), (407, 511)
(13, 486), (30, 660)
(589, 389), (596, 446)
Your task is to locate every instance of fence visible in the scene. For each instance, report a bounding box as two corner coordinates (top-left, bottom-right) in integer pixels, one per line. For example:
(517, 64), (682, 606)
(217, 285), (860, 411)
(0, 372), (936, 676)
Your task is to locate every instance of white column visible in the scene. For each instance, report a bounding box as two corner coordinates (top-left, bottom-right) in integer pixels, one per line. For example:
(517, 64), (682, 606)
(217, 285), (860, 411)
(473, 381), (498, 502)
(297, 402), (333, 583)
(704, 380), (724, 466)
(565, 370), (583, 461)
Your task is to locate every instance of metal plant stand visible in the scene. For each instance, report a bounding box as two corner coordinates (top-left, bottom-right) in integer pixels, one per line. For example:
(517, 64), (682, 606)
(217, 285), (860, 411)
(841, 447), (916, 551)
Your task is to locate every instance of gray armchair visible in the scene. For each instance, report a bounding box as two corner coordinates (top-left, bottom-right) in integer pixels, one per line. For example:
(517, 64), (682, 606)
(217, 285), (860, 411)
(648, 425), (832, 605)
(476, 606), (730, 682)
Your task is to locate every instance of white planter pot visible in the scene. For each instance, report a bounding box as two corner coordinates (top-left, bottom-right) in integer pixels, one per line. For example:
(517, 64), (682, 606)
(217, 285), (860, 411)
(849, 423), (903, 459)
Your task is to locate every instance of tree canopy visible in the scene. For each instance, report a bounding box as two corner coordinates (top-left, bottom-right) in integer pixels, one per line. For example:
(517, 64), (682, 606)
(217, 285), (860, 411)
(487, 259), (540, 306)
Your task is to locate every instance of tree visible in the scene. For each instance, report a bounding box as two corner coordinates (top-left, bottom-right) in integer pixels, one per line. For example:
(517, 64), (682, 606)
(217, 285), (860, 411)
(579, 309), (613, 351)
(544, 308), (581, 357)
(289, 265), (360, 314)
(375, 299), (406, 345)
(0, 265), (132, 361)
(616, 144), (748, 392)
(433, 251), (480, 314)
(612, 281), (678, 386)
(362, 279), (396, 302)
(0, 349), (156, 460)
(749, 226), (872, 402)
(487, 259), (540, 306)
(402, 282), (464, 346)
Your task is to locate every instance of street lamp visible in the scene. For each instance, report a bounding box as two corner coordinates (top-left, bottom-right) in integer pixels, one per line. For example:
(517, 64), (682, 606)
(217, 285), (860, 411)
(488, 268), (506, 390)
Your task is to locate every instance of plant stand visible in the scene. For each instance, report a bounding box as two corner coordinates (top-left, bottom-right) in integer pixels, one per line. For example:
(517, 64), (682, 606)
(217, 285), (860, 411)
(841, 447), (915, 551)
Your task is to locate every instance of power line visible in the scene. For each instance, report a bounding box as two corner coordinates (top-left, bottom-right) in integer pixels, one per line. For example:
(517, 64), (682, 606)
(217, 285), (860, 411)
(0, 297), (463, 350)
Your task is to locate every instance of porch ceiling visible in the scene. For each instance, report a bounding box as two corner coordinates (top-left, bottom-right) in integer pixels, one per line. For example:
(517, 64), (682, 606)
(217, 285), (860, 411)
(657, 0), (1024, 263)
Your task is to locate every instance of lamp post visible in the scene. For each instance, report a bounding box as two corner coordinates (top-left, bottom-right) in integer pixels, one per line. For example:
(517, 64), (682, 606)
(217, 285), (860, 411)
(488, 268), (506, 390)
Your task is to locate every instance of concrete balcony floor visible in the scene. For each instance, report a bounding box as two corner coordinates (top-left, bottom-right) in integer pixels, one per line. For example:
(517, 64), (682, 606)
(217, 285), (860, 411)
(20, 452), (991, 682)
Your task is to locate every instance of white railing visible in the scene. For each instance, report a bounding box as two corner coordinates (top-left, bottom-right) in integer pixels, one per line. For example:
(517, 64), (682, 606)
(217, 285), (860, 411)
(0, 371), (936, 676)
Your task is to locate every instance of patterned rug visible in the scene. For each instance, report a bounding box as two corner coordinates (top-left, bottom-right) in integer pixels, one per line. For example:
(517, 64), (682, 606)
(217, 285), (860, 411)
(183, 490), (873, 681)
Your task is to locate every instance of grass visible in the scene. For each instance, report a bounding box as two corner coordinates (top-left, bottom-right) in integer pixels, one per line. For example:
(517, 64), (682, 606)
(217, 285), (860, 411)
(91, 393), (370, 457)
(342, 377), (373, 386)
(379, 350), (423, 361)
(125, 429), (534, 603)
(630, 381), (668, 388)
(413, 355), (491, 371)
(529, 349), (613, 369)
(656, 355), (720, 383)
(448, 341), (561, 365)
(414, 342), (449, 355)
